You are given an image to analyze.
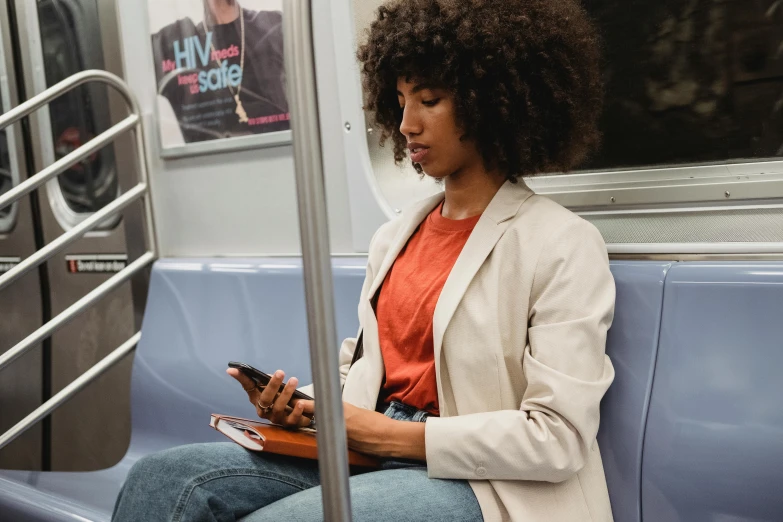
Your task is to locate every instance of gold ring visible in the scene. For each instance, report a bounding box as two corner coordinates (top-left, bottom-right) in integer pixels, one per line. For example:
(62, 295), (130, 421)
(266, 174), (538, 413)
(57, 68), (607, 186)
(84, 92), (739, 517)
(242, 383), (257, 392)
(256, 401), (274, 414)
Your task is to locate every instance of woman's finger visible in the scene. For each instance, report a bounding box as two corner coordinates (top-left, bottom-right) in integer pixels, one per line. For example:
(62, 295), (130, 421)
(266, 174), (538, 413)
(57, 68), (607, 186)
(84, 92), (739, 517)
(226, 369), (268, 417)
(257, 370), (284, 409)
(290, 399), (315, 419)
(227, 368), (266, 409)
(293, 400), (316, 428)
(271, 377), (298, 422)
(282, 401), (305, 428)
(285, 401), (315, 429)
(226, 368), (258, 395)
(297, 403), (315, 428)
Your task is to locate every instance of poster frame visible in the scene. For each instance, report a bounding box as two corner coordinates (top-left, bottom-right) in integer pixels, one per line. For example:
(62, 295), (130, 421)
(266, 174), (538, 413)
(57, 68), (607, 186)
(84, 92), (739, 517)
(142, 0), (292, 160)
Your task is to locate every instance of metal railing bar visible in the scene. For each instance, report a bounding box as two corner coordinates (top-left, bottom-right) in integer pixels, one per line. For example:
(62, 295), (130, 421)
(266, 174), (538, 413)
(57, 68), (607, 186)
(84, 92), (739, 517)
(134, 114), (158, 257)
(0, 69), (156, 257)
(0, 252), (154, 372)
(0, 183), (147, 293)
(0, 70), (157, 452)
(283, 0), (352, 520)
(0, 70), (142, 132)
(0, 332), (141, 452)
(0, 115), (139, 212)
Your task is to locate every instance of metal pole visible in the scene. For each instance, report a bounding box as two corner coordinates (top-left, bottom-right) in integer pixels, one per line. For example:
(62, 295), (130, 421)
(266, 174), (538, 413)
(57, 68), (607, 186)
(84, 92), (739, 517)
(135, 117), (159, 258)
(283, 1), (352, 520)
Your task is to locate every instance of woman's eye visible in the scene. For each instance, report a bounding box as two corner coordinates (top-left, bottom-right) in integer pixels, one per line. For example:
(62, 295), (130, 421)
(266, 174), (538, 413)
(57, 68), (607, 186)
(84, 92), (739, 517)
(422, 98), (441, 107)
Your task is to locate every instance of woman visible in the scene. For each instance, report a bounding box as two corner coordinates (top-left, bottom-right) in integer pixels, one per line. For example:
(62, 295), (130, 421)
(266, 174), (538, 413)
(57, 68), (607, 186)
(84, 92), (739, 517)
(113, 0), (614, 520)
(151, 0), (289, 143)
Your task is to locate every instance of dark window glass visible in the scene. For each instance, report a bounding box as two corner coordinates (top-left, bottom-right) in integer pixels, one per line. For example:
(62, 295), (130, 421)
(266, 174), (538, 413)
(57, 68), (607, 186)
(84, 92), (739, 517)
(38, 0), (118, 214)
(582, 0), (783, 170)
(0, 130), (13, 224)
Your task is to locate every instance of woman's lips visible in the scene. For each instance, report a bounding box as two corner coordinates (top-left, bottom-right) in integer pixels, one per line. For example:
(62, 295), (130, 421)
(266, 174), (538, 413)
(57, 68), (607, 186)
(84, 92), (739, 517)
(411, 147), (430, 163)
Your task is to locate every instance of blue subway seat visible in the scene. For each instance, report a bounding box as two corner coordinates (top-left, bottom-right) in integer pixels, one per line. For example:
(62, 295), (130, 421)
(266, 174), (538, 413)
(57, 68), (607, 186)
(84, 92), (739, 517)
(0, 258), (367, 522)
(598, 262), (672, 522)
(642, 263), (783, 522)
(2, 259), (780, 521)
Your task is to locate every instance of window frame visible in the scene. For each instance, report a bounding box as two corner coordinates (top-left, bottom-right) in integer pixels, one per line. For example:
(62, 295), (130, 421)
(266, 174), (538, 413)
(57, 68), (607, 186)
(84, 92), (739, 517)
(525, 159), (783, 211)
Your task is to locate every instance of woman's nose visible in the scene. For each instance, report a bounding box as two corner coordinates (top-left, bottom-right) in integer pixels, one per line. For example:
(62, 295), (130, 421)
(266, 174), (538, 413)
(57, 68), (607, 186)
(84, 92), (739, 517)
(399, 106), (422, 138)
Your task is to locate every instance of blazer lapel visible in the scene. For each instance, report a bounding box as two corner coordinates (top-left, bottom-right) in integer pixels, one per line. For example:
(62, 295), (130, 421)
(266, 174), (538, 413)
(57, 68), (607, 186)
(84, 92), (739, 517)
(367, 192), (445, 300)
(353, 193), (445, 408)
(432, 181), (535, 384)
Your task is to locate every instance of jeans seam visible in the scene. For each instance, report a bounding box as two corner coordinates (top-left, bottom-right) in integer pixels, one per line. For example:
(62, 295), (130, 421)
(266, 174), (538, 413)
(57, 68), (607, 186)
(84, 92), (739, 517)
(171, 467), (315, 522)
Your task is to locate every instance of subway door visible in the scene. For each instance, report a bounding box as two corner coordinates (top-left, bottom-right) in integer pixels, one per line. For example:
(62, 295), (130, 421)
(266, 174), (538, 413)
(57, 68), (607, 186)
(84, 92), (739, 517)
(13, 0), (140, 471)
(0, 1), (44, 471)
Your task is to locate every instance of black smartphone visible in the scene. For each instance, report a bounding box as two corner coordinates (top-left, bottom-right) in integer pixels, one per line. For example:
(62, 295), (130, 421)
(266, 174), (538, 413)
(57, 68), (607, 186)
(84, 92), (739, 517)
(228, 361), (314, 402)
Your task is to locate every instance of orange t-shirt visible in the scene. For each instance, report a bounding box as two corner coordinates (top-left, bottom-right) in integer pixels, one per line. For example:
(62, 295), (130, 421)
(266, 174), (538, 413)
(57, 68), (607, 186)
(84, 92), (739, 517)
(377, 203), (481, 416)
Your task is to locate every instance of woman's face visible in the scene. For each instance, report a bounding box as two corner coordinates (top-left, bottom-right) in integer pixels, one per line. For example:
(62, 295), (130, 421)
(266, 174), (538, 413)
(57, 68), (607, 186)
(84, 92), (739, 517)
(205, 0), (235, 11)
(397, 78), (482, 180)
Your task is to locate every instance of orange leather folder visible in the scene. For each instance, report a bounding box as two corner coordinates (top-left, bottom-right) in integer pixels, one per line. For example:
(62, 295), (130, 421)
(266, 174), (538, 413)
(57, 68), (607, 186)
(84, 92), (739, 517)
(210, 414), (379, 468)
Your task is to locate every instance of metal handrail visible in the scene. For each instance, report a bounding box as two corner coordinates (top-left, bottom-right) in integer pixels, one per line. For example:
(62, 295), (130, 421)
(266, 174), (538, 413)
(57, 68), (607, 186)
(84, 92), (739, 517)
(283, 1), (353, 520)
(0, 183), (147, 294)
(0, 115), (138, 212)
(0, 333), (141, 451)
(0, 70), (156, 450)
(0, 252), (155, 371)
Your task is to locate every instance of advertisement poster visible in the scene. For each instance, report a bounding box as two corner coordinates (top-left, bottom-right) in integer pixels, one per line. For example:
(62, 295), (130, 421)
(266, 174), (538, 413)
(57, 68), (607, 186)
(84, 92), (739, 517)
(148, 0), (290, 154)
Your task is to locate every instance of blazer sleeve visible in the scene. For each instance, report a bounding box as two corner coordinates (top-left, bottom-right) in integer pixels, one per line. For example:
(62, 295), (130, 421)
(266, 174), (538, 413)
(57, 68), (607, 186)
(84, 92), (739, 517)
(298, 229), (379, 399)
(424, 217), (616, 482)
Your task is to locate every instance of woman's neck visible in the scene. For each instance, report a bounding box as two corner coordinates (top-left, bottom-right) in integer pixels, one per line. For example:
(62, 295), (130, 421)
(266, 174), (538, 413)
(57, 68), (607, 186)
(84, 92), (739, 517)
(441, 167), (506, 220)
(207, 0), (240, 24)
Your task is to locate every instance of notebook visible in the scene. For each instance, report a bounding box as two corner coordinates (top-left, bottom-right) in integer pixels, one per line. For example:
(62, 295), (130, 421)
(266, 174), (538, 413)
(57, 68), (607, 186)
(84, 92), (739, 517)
(209, 414), (379, 468)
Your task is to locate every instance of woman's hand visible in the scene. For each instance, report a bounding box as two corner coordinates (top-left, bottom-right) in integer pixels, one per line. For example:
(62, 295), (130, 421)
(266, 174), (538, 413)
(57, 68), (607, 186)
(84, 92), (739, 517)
(227, 368), (314, 429)
(343, 402), (426, 461)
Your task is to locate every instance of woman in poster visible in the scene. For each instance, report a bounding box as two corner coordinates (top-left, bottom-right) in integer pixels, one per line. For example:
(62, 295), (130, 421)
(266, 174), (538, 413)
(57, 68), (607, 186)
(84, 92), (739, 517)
(151, 0), (290, 144)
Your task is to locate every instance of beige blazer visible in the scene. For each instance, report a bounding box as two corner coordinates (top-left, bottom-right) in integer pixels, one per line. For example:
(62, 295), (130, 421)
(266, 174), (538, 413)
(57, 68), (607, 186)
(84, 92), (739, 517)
(308, 180), (616, 521)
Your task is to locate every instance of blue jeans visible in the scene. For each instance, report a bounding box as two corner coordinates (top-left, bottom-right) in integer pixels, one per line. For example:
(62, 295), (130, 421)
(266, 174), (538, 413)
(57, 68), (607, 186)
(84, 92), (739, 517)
(112, 402), (482, 521)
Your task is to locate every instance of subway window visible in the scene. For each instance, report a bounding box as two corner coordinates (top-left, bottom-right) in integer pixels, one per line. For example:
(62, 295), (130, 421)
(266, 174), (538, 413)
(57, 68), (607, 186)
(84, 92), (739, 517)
(354, 0), (783, 218)
(0, 133), (9, 218)
(581, 0), (783, 171)
(39, 0), (119, 217)
(0, 130), (16, 233)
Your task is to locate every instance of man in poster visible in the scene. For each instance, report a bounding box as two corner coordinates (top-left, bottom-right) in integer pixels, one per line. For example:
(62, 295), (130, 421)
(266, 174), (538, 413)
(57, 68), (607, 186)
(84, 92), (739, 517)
(151, 0), (290, 144)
